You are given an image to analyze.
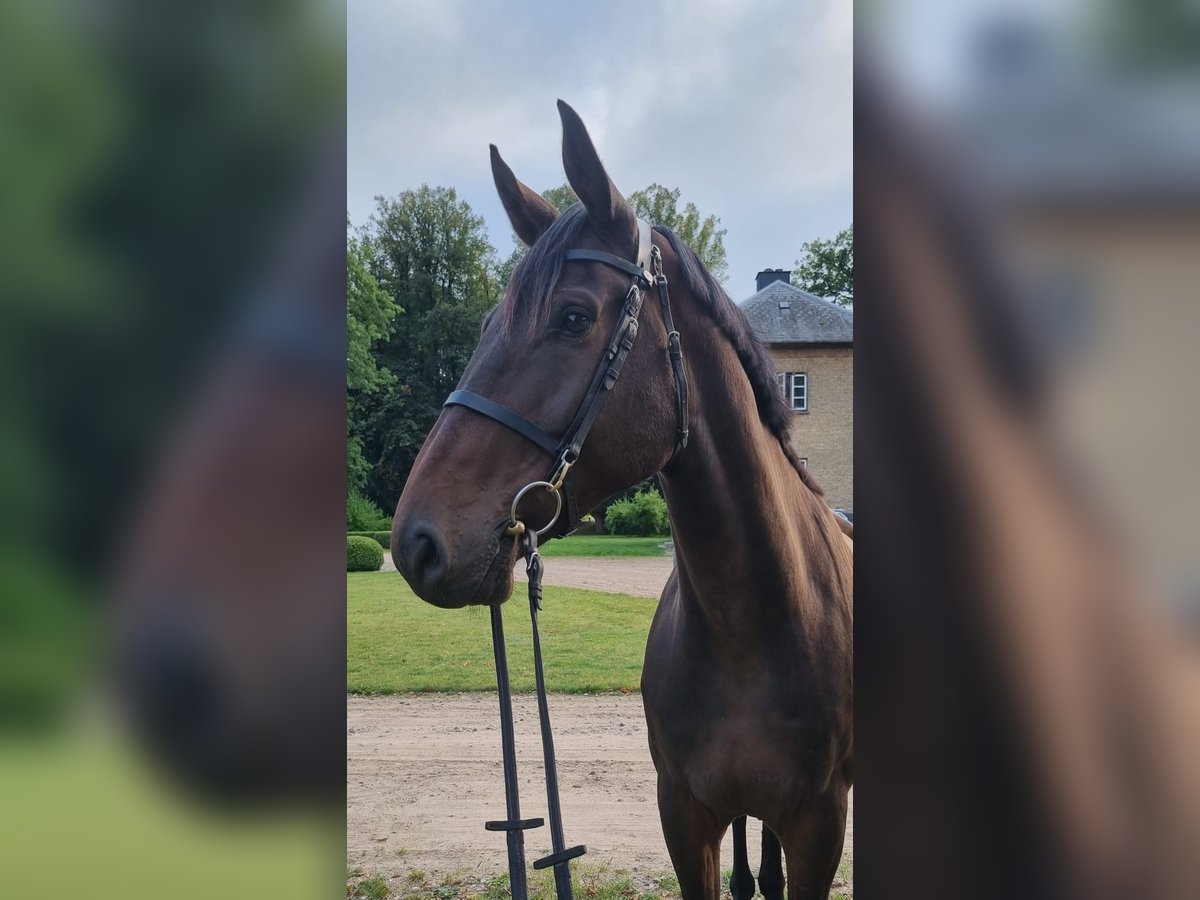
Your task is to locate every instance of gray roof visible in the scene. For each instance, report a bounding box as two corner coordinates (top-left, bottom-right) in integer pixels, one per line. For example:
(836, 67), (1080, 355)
(949, 24), (1200, 205)
(739, 280), (853, 345)
(953, 83), (1200, 205)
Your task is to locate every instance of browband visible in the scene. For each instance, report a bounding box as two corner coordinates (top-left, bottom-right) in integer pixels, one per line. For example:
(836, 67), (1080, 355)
(562, 217), (653, 284)
(562, 249), (649, 284)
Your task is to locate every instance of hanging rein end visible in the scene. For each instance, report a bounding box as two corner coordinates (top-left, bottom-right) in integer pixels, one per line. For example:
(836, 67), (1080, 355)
(533, 844), (587, 870)
(523, 530), (544, 611)
(485, 817), (545, 832)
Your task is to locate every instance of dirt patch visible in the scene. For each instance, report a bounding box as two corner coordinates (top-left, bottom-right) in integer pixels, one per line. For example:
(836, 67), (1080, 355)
(348, 693), (852, 889)
(380, 553), (675, 600)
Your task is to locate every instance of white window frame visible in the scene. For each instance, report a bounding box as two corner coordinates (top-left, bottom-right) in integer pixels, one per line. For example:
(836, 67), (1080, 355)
(791, 372), (808, 412)
(777, 371), (808, 412)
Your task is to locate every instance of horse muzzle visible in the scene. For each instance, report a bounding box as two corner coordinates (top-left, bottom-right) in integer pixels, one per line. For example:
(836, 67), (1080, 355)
(393, 518), (518, 608)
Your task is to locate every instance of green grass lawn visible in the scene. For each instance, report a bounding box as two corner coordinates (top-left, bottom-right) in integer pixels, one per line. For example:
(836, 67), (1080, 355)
(1, 733), (337, 900)
(539, 534), (669, 557)
(348, 573), (656, 693)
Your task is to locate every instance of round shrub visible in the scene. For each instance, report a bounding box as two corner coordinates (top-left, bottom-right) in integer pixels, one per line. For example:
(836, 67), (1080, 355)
(348, 530), (390, 549)
(605, 489), (670, 536)
(347, 535), (384, 572)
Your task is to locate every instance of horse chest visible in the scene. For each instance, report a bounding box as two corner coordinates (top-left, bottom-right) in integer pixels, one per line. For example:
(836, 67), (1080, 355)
(642, 658), (823, 818)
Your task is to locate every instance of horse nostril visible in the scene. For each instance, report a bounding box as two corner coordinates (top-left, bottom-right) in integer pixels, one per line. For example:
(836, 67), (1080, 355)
(122, 623), (223, 750)
(399, 523), (448, 595)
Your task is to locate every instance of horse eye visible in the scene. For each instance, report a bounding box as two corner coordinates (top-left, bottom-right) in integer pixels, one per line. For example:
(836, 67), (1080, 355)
(560, 309), (592, 337)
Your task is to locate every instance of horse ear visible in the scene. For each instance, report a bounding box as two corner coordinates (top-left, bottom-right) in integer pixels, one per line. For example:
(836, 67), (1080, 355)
(490, 144), (558, 248)
(557, 100), (637, 246)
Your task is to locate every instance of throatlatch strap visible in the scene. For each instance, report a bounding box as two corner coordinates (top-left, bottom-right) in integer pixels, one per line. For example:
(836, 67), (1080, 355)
(445, 390), (560, 457)
(652, 248), (689, 452)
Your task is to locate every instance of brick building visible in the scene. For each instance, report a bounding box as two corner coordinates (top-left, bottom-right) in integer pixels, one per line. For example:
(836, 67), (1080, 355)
(740, 270), (853, 510)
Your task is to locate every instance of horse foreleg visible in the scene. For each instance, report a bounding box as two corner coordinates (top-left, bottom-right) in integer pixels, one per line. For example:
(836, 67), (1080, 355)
(758, 824), (784, 900)
(778, 789), (848, 900)
(656, 775), (725, 900)
(730, 815), (756, 900)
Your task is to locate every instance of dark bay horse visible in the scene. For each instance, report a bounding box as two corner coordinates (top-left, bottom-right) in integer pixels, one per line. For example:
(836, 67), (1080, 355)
(392, 101), (853, 900)
(112, 155), (346, 800)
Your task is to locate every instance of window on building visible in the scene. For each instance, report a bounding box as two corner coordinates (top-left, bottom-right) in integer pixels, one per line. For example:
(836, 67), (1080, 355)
(777, 371), (808, 412)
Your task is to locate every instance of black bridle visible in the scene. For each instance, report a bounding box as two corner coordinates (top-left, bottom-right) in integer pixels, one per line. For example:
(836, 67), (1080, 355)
(440, 219), (689, 900)
(444, 218), (688, 537)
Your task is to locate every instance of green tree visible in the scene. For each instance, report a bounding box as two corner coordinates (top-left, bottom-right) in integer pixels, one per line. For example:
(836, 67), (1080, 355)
(346, 221), (399, 492)
(356, 186), (499, 509)
(792, 225), (853, 307)
(1090, 0), (1200, 73)
(628, 183), (729, 282)
(540, 184), (579, 213)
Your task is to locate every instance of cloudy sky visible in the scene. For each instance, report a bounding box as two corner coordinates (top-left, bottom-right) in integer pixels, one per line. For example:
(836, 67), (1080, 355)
(348, 0), (851, 298)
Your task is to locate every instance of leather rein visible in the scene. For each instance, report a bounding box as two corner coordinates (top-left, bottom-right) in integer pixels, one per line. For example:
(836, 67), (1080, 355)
(438, 220), (688, 900)
(444, 218), (688, 537)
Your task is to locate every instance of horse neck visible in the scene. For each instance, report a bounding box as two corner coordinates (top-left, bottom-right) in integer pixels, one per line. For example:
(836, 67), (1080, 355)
(658, 316), (846, 632)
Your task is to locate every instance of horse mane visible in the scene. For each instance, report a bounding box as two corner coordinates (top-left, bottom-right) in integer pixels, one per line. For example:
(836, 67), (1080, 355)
(498, 204), (589, 334)
(654, 226), (823, 495)
(497, 207), (822, 495)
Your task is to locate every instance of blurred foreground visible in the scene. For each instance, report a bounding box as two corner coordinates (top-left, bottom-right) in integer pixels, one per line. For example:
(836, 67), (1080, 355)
(0, 1), (344, 897)
(857, 3), (1200, 898)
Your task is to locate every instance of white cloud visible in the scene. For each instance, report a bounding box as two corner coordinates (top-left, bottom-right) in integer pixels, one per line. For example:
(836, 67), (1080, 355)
(349, 0), (852, 294)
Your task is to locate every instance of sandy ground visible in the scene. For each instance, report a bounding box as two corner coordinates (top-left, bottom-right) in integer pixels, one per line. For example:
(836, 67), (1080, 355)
(358, 555), (851, 892)
(348, 693), (852, 890)
(380, 552), (676, 600)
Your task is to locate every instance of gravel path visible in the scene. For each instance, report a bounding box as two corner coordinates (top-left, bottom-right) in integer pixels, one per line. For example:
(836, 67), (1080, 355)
(380, 553), (675, 600)
(347, 693), (852, 891)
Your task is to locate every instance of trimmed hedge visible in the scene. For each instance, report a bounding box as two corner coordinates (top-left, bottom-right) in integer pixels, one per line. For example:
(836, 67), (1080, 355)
(347, 535), (384, 572)
(605, 489), (670, 536)
(348, 491), (391, 532)
(349, 530), (390, 549)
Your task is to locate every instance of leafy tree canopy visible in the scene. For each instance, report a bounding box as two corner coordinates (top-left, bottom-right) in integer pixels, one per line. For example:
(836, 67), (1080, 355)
(347, 222), (398, 395)
(792, 224), (853, 307)
(353, 185), (498, 509)
(540, 184), (579, 214)
(628, 183), (728, 282)
(346, 221), (399, 491)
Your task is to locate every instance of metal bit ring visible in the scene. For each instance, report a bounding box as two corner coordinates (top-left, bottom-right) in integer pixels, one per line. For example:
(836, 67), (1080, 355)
(506, 481), (563, 537)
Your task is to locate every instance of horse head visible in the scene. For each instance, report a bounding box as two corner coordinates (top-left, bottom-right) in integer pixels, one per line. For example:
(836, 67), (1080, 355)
(392, 102), (683, 608)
